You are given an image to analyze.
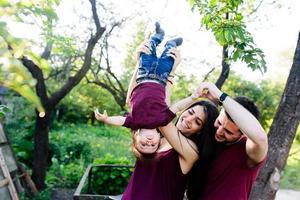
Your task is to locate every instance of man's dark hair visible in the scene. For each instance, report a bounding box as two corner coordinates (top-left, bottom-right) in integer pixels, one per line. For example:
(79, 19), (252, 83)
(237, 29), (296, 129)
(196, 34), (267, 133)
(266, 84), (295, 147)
(234, 96), (260, 120)
(226, 96), (260, 122)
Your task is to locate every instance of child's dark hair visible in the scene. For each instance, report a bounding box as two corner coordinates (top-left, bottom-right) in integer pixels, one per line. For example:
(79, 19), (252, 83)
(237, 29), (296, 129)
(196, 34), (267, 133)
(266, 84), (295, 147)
(185, 100), (219, 200)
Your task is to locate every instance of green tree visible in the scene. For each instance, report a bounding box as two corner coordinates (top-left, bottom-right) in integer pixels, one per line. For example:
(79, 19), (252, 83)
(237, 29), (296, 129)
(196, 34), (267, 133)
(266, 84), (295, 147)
(2, 0), (107, 190)
(0, 0), (52, 113)
(189, 0), (266, 88)
(87, 21), (146, 111)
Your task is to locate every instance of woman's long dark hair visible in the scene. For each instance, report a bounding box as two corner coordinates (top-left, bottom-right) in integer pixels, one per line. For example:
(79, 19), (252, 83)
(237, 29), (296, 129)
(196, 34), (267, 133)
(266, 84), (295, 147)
(183, 100), (219, 200)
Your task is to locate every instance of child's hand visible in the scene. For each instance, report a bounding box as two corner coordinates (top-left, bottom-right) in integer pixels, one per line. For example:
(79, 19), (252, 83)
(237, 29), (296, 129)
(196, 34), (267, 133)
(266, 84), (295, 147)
(94, 109), (108, 122)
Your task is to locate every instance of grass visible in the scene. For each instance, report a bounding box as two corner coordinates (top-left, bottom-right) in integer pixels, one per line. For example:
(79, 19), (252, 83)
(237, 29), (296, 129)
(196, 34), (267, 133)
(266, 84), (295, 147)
(280, 139), (300, 190)
(50, 123), (135, 163)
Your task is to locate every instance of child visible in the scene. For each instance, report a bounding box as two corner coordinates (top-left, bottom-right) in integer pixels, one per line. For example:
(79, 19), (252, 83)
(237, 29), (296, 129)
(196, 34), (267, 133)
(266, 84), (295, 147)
(95, 22), (187, 155)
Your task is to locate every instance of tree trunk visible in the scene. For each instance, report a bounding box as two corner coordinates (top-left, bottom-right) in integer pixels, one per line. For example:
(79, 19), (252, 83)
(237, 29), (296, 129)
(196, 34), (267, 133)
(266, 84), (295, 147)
(250, 31), (300, 200)
(31, 110), (52, 190)
(215, 45), (230, 89)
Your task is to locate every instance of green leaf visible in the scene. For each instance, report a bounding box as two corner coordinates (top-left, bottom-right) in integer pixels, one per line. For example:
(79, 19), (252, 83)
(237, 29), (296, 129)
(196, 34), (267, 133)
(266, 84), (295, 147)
(0, 0), (9, 7)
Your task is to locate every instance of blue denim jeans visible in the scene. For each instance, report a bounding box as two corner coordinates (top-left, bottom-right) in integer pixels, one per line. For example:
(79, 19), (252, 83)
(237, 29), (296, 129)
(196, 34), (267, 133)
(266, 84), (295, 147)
(136, 37), (176, 86)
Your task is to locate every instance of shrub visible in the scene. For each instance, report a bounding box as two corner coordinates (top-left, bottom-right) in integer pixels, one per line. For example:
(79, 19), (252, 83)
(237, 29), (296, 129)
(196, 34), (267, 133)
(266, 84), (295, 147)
(89, 154), (133, 195)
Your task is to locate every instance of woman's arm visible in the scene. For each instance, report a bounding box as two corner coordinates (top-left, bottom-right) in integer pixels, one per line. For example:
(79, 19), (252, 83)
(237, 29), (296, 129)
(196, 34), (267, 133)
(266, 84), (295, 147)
(169, 95), (197, 114)
(159, 123), (199, 174)
(126, 65), (138, 105)
(126, 41), (152, 105)
(165, 48), (181, 106)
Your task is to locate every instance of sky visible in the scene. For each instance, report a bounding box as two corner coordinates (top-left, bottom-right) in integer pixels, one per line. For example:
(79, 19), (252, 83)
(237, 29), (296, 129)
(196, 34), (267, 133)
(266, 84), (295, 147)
(8, 0), (300, 83)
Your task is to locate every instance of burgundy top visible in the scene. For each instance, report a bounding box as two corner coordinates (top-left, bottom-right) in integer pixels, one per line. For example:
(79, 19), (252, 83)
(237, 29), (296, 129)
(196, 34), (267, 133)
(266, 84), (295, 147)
(122, 149), (187, 200)
(199, 137), (266, 200)
(124, 82), (176, 130)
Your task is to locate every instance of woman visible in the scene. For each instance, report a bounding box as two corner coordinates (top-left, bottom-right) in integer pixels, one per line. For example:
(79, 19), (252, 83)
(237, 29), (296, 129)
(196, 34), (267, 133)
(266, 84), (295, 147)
(121, 43), (219, 200)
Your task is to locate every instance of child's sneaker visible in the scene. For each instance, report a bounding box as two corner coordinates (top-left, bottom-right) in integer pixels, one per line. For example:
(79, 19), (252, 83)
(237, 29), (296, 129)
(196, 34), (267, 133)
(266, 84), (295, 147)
(165, 37), (183, 47)
(153, 22), (165, 42)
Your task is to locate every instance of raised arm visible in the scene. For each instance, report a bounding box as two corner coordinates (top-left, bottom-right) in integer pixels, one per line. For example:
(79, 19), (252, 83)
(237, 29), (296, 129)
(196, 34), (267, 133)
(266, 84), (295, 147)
(169, 94), (198, 114)
(94, 109), (125, 126)
(159, 123), (199, 174)
(126, 65), (138, 105)
(165, 47), (181, 106)
(197, 82), (268, 164)
(126, 41), (152, 105)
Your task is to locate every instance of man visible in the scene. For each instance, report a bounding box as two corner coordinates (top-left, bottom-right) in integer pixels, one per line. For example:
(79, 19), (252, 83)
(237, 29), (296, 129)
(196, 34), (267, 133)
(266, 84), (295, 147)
(193, 82), (268, 200)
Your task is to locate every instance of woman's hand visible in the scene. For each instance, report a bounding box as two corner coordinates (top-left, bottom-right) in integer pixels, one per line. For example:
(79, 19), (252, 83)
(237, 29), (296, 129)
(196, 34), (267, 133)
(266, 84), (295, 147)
(136, 41), (151, 59)
(195, 82), (222, 105)
(168, 48), (181, 75)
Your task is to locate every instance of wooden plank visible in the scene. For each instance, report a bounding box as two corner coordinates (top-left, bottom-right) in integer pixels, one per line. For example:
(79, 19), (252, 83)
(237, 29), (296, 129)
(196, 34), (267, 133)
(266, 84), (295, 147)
(1, 145), (18, 172)
(0, 123), (7, 144)
(0, 178), (9, 187)
(74, 164), (92, 198)
(0, 148), (19, 200)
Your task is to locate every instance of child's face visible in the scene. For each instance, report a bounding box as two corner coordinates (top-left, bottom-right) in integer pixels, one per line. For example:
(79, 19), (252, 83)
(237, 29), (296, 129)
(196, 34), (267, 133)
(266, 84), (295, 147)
(134, 129), (160, 154)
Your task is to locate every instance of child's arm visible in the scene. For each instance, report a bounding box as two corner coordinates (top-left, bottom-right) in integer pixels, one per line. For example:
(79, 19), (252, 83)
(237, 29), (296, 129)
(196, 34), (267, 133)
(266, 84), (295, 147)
(94, 109), (125, 126)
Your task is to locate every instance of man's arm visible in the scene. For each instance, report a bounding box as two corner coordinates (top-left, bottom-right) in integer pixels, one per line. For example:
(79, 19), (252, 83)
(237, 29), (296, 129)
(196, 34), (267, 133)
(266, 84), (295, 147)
(197, 82), (268, 164)
(223, 96), (268, 164)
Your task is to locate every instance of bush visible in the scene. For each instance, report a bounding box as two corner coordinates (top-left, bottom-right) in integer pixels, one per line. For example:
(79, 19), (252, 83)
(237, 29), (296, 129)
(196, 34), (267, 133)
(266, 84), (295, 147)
(47, 159), (85, 188)
(90, 154), (133, 195)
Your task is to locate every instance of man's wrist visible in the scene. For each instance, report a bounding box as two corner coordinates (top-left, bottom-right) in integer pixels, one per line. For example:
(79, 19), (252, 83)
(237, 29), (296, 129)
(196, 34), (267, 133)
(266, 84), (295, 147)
(218, 92), (228, 106)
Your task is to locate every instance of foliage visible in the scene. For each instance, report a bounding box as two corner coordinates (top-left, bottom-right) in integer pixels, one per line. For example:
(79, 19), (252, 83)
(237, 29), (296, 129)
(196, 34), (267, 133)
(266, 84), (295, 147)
(49, 123), (133, 162)
(91, 154), (133, 195)
(45, 124), (133, 190)
(0, 0), (59, 113)
(171, 73), (198, 103)
(52, 83), (122, 124)
(122, 21), (147, 85)
(46, 159), (85, 188)
(0, 104), (10, 120)
(4, 93), (36, 167)
(280, 132), (300, 190)
(20, 188), (51, 200)
(189, 0), (266, 73)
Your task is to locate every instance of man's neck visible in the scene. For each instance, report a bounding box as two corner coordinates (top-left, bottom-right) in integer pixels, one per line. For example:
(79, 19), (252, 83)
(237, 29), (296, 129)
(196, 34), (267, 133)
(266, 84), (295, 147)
(224, 135), (245, 146)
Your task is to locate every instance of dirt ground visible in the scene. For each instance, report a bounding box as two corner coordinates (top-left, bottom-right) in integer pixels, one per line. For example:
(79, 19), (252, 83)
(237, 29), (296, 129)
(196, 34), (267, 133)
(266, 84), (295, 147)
(50, 188), (75, 200)
(276, 189), (300, 200)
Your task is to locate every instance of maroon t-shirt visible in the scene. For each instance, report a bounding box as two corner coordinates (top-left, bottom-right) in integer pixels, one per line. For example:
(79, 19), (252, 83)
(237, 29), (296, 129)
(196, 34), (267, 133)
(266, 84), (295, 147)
(124, 82), (176, 130)
(199, 137), (266, 200)
(122, 149), (187, 200)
